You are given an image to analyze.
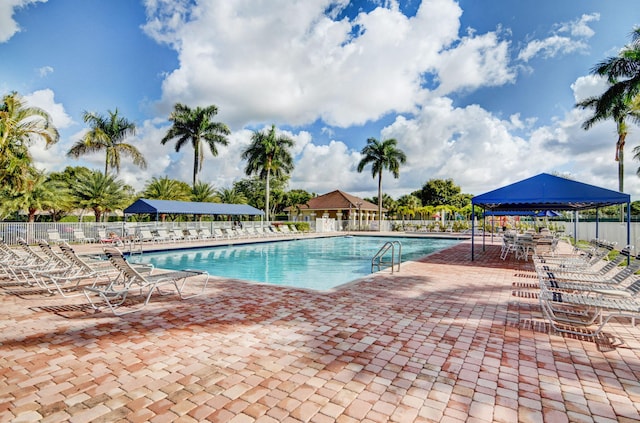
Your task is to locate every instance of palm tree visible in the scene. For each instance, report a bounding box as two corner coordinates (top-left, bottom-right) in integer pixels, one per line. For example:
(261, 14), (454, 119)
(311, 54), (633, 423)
(357, 137), (407, 231)
(67, 109), (147, 176)
(577, 27), (640, 193)
(285, 189), (312, 221)
(191, 181), (219, 203)
(216, 187), (247, 204)
(142, 176), (191, 201)
(0, 92), (59, 189)
(241, 125), (294, 222)
(0, 170), (61, 222)
(70, 170), (129, 222)
(161, 103), (230, 186)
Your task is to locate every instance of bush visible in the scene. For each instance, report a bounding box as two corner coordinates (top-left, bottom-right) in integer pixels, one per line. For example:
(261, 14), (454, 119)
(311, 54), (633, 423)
(291, 221), (310, 232)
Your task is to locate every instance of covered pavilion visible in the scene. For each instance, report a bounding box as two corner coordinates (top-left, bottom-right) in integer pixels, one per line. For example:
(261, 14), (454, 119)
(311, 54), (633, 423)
(123, 198), (264, 221)
(471, 173), (630, 260)
(286, 190), (382, 225)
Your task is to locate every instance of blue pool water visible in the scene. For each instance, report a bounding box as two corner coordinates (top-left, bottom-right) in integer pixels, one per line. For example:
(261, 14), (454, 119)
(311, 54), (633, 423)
(129, 236), (459, 290)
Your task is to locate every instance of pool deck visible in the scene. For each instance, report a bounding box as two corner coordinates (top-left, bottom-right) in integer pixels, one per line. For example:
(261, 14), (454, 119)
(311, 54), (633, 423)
(1, 236), (640, 422)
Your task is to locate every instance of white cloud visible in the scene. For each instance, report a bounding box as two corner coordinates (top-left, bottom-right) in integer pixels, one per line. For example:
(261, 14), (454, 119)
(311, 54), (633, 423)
(571, 74), (608, 103)
(23, 89), (73, 129)
(22, 89), (74, 172)
(38, 65), (53, 77)
(0, 0), (48, 43)
(517, 13), (599, 62)
(557, 13), (599, 39)
(434, 30), (515, 95)
(144, 0), (515, 129)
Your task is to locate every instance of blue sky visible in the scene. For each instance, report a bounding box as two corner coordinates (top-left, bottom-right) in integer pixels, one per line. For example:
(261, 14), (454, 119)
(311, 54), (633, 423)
(1, 0), (639, 200)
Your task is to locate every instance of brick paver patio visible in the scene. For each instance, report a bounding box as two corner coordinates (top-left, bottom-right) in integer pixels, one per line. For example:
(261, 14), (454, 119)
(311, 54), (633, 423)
(1, 238), (640, 422)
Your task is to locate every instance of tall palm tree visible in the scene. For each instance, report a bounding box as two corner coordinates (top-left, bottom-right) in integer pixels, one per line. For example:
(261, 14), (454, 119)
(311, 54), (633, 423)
(161, 103), (230, 186)
(357, 137), (407, 231)
(241, 125), (294, 222)
(577, 27), (640, 193)
(0, 92), (59, 189)
(67, 109), (147, 176)
(70, 170), (129, 222)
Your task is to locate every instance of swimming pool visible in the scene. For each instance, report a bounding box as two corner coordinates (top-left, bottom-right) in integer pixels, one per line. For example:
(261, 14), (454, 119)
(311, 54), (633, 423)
(129, 236), (460, 290)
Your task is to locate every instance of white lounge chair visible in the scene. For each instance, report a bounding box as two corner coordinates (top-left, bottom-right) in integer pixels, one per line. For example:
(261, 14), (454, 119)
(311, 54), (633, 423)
(137, 229), (158, 243)
(47, 230), (64, 245)
(84, 248), (209, 315)
(170, 229), (186, 242)
(73, 229), (95, 244)
(186, 229), (200, 241)
(539, 278), (640, 338)
(198, 228), (213, 240)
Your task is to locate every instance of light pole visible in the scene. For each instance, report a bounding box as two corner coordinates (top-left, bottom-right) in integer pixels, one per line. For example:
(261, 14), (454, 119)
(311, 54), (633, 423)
(356, 202), (363, 231)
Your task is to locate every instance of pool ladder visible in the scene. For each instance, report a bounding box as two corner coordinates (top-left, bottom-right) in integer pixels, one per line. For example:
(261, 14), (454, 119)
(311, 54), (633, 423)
(371, 241), (401, 273)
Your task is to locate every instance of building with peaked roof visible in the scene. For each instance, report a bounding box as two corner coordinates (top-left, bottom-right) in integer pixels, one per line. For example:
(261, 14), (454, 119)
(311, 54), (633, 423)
(286, 190), (386, 229)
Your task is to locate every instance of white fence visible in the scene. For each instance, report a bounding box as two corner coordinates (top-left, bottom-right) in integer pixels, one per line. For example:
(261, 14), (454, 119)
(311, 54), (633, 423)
(3, 220), (634, 248)
(0, 221), (266, 245)
(571, 222), (640, 249)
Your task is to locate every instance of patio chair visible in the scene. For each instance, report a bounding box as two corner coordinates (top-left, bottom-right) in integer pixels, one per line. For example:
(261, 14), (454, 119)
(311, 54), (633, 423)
(186, 229), (200, 241)
(0, 238), (32, 263)
(255, 227), (270, 238)
(47, 230), (65, 245)
(534, 240), (613, 268)
(59, 242), (152, 278)
(538, 279), (640, 338)
(3, 238), (65, 284)
(536, 249), (639, 289)
(533, 241), (615, 270)
(222, 228), (238, 239)
(154, 229), (172, 243)
(83, 248), (209, 315)
(73, 229), (95, 244)
(289, 225), (303, 235)
(136, 229), (161, 243)
(198, 228), (213, 240)
(279, 225), (292, 235)
(26, 241), (115, 297)
(534, 246), (630, 276)
(170, 229), (186, 242)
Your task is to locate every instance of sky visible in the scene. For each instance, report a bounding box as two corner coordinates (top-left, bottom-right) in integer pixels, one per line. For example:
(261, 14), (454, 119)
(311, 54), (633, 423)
(1, 0), (640, 201)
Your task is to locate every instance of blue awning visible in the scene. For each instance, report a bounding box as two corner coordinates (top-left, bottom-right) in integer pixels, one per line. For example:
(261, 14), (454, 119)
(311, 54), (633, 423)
(124, 199), (264, 216)
(470, 173), (630, 260)
(472, 173), (629, 211)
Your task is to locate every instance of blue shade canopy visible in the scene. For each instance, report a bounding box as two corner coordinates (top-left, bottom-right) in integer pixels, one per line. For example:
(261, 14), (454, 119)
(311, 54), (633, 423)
(124, 199), (264, 216)
(472, 173), (629, 211)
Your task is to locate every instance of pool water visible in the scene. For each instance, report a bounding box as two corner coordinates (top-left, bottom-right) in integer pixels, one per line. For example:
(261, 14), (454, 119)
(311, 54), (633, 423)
(129, 236), (459, 290)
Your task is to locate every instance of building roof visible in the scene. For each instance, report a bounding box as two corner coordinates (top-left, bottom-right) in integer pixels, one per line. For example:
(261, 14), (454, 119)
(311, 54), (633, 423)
(472, 173), (630, 211)
(294, 190), (383, 212)
(124, 199), (264, 216)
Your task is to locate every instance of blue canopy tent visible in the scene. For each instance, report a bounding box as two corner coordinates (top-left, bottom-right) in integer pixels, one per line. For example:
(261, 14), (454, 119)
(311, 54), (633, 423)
(124, 199), (265, 220)
(471, 173), (630, 260)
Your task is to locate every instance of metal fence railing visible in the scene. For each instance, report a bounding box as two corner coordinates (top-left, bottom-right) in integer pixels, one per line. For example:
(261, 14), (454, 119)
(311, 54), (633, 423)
(0, 220), (313, 245)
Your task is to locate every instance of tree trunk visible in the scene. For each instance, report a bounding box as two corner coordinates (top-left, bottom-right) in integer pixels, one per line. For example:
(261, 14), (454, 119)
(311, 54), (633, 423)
(265, 167), (271, 223)
(377, 172), (383, 232)
(193, 140), (199, 186)
(619, 138), (625, 222)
